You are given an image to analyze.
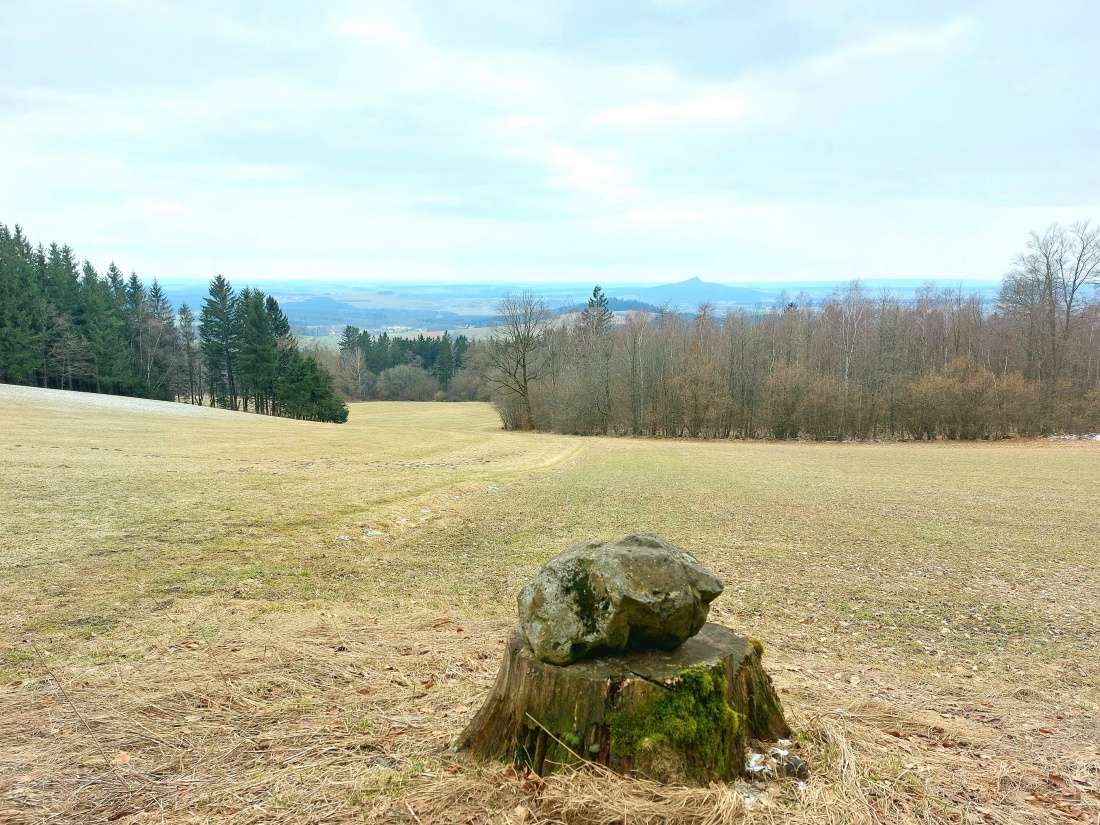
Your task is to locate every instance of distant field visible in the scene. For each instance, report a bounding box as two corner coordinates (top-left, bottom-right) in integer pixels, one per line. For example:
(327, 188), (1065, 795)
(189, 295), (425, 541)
(296, 327), (492, 350)
(1, 385), (1098, 824)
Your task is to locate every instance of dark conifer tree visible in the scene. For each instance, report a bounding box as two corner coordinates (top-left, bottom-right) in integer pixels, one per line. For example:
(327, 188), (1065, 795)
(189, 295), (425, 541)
(452, 334), (469, 371)
(277, 347), (348, 422)
(177, 303), (200, 403)
(580, 284), (614, 339)
(199, 275), (239, 409)
(106, 263), (126, 305)
(358, 329), (373, 364)
(141, 278), (180, 399)
(436, 331), (454, 390)
(369, 332), (391, 373)
(236, 288), (278, 413)
(265, 295), (292, 414)
(0, 225), (45, 384)
(80, 261), (130, 393)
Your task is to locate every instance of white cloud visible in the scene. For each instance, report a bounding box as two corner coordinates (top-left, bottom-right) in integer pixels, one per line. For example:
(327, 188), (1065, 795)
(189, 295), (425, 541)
(326, 13), (416, 48)
(809, 17), (975, 72)
(146, 200), (189, 217)
(1, 2), (1093, 285)
(548, 146), (622, 195)
(625, 206), (704, 223)
(732, 17), (976, 128)
(596, 95), (749, 127)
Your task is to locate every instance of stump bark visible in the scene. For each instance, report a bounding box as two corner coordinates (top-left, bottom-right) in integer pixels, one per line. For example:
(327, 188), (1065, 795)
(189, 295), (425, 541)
(457, 623), (790, 784)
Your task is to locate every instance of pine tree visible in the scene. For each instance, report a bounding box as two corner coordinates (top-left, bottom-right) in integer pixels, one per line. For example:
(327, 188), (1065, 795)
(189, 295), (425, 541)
(436, 331), (454, 390)
(580, 284), (614, 340)
(338, 325), (369, 398)
(276, 348), (349, 422)
(122, 273), (148, 392)
(142, 278), (181, 399)
(44, 243), (81, 321)
(265, 295), (292, 414)
(106, 263), (126, 305)
(177, 303), (200, 403)
(199, 275), (239, 409)
(236, 288), (277, 413)
(452, 334), (469, 371)
(0, 224), (45, 384)
(80, 262), (131, 394)
(338, 325), (360, 354)
(369, 332), (391, 373)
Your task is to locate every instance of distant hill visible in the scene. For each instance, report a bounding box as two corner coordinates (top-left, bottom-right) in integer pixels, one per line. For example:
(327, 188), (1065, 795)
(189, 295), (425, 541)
(156, 276), (1004, 326)
(619, 277), (771, 308)
(280, 296), (495, 332)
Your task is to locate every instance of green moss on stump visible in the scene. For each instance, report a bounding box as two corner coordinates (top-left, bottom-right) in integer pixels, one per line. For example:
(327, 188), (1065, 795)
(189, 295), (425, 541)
(607, 664), (744, 784)
(457, 624), (790, 785)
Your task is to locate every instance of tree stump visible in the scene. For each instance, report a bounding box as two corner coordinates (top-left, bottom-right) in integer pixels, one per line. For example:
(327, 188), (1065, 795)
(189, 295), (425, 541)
(457, 623), (790, 785)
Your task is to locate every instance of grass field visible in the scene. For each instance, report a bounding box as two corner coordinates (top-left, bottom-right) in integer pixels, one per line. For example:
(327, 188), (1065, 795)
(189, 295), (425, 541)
(1, 385), (1098, 824)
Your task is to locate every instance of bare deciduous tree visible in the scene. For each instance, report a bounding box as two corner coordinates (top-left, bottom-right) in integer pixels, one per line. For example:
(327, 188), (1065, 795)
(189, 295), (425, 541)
(482, 290), (552, 429)
(999, 221), (1100, 428)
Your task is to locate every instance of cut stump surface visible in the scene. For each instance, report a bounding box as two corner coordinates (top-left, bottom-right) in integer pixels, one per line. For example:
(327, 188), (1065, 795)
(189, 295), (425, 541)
(457, 623), (790, 784)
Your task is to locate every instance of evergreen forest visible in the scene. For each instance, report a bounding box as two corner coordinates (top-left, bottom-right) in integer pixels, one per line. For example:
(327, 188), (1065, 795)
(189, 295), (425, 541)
(0, 223), (348, 423)
(334, 326), (477, 402)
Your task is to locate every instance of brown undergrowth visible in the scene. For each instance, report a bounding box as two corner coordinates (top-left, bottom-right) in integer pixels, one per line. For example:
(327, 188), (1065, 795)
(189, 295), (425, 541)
(2, 606), (1097, 824)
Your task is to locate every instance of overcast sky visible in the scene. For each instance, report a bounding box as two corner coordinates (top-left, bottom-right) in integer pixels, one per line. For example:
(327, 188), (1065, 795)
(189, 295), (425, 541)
(2, 0), (1097, 285)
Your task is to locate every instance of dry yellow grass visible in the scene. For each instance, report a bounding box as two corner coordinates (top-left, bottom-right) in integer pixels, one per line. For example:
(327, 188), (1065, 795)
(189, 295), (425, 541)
(1, 385), (1098, 824)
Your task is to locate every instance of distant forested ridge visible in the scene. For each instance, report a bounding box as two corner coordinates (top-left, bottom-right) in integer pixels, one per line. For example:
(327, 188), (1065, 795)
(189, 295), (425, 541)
(0, 223), (347, 423)
(556, 296), (661, 315)
(276, 296), (496, 334)
(484, 224), (1100, 439)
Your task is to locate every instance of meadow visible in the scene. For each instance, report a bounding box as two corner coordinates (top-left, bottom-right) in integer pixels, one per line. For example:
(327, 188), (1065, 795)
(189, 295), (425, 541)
(1, 385), (1097, 824)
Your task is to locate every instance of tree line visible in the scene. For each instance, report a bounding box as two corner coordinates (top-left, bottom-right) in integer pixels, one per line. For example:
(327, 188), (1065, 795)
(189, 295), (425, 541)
(0, 223), (348, 423)
(335, 325), (485, 401)
(483, 223), (1100, 440)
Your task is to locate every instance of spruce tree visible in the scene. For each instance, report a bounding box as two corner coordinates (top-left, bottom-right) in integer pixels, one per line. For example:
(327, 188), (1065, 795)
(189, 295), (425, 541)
(452, 334), (469, 371)
(436, 331), (454, 390)
(580, 284), (614, 340)
(265, 295), (292, 414)
(177, 304), (200, 403)
(80, 262), (131, 394)
(236, 288), (277, 413)
(142, 278), (181, 399)
(0, 224), (45, 384)
(199, 275), (239, 409)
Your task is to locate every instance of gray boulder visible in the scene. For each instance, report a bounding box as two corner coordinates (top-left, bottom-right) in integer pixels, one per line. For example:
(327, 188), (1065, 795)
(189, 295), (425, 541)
(517, 533), (724, 665)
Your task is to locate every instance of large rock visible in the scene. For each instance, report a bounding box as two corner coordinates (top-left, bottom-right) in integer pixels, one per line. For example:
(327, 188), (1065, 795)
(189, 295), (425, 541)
(517, 533), (724, 665)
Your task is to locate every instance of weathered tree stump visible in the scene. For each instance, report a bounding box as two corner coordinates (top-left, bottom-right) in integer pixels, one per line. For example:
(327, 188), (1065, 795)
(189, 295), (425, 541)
(458, 623), (790, 785)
